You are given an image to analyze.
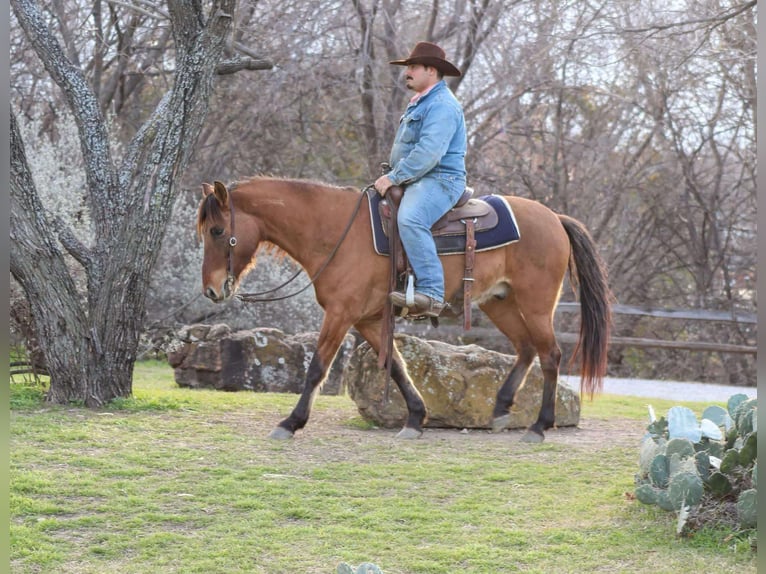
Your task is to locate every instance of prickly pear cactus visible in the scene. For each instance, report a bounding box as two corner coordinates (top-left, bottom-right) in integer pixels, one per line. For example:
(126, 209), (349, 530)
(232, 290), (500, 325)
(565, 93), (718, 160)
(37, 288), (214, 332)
(635, 394), (757, 534)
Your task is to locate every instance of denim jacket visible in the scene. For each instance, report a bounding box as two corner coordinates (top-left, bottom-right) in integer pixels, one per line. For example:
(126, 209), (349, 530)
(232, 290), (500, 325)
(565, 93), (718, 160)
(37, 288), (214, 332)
(388, 80), (466, 190)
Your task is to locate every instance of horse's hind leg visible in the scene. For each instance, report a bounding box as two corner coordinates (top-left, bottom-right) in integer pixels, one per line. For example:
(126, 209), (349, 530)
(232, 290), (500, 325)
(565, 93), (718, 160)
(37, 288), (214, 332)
(482, 299), (561, 442)
(481, 299), (537, 432)
(269, 312), (350, 439)
(354, 320), (427, 438)
(521, 314), (562, 442)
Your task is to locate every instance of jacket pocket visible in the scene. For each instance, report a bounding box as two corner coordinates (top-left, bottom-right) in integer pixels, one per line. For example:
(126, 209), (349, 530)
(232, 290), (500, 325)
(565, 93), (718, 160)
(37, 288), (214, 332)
(399, 113), (423, 143)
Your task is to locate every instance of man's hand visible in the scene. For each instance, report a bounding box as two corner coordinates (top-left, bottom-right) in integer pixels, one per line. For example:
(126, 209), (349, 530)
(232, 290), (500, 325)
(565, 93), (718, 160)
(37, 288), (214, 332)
(374, 174), (393, 196)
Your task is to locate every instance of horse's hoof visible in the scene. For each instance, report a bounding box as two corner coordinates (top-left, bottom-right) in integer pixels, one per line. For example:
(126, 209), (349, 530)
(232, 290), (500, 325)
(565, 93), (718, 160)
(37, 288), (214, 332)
(520, 430), (545, 443)
(491, 414), (511, 433)
(268, 426), (294, 440)
(395, 427), (423, 440)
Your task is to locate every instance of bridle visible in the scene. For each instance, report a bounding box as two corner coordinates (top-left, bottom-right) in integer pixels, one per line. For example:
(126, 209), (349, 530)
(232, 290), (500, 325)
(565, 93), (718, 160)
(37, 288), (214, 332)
(223, 194), (238, 296)
(224, 186), (371, 303)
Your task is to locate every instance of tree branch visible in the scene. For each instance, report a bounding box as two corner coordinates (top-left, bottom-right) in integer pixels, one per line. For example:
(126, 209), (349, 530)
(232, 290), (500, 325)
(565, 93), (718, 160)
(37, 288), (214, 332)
(104, 0), (272, 75)
(11, 0), (120, 241)
(216, 54), (273, 75)
(10, 108), (85, 308)
(50, 214), (94, 269)
(104, 0), (169, 19)
(620, 1), (756, 35)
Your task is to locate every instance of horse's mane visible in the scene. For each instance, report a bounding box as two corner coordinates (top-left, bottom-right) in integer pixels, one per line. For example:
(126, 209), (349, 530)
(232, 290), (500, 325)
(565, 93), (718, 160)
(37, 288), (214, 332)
(196, 175), (359, 240)
(236, 174), (359, 194)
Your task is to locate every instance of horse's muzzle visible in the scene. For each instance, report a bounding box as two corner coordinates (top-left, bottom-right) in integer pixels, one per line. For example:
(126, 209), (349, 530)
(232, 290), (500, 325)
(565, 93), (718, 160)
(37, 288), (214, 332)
(204, 286), (224, 302)
(204, 277), (233, 302)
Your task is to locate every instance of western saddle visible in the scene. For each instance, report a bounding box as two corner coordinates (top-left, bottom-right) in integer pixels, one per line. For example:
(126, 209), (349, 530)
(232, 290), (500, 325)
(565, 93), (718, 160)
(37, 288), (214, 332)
(377, 183), (491, 371)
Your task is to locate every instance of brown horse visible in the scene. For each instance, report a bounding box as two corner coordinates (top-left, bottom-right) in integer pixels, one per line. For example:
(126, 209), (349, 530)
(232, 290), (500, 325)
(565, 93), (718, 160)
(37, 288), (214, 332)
(197, 176), (611, 441)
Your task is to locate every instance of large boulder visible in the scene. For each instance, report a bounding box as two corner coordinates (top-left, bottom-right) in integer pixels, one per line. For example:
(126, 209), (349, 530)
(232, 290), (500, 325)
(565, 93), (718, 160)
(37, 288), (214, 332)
(343, 333), (580, 429)
(168, 324), (354, 395)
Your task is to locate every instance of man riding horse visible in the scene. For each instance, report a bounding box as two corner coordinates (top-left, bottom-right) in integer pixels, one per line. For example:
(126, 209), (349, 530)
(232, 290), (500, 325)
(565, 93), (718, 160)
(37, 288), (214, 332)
(374, 41), (466, 318)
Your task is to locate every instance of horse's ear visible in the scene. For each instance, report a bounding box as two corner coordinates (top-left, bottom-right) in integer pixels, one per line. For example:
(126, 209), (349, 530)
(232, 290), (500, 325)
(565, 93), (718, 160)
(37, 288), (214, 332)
(202, 183), (214, 197)
(213, 181), (229, 206)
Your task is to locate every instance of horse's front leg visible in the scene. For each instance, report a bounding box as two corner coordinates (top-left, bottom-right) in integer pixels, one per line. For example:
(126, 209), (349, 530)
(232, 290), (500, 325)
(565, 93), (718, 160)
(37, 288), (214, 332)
(269, 314), (349, 439)
(354, 320), (427, 439)
(268, 351), (330, 439)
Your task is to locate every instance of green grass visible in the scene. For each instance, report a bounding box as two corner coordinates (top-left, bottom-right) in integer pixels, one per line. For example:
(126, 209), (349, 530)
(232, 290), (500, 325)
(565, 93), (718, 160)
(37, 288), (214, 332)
(10, 361), (756, 573)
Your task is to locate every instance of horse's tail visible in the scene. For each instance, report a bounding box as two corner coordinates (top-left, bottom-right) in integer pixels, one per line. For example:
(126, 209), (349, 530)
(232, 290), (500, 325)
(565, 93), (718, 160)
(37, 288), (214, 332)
(558, 214), (612, 398)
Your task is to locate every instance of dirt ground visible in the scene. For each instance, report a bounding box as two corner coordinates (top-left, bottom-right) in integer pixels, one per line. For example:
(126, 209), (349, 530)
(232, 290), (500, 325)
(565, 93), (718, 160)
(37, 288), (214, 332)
(224, 405), (647, 451)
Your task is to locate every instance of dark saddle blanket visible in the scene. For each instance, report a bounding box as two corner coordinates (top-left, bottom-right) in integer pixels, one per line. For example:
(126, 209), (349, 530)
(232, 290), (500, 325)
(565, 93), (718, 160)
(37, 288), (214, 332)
(366, 187), (521, 256)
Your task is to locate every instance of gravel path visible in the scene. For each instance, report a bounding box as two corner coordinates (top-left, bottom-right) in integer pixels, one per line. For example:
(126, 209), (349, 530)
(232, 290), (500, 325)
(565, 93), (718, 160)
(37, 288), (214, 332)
(559, 375), (757, 403)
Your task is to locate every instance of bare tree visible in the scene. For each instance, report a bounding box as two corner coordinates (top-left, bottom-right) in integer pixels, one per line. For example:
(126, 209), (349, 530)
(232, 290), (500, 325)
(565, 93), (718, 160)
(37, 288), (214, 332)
(10, 0), (254, 405)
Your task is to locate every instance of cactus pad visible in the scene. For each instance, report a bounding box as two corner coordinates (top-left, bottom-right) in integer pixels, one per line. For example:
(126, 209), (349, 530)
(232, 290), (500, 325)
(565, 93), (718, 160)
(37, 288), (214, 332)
(668, 471), (703, 510)
(635, 484), (659, 505)
(656, 490), (674, 512)
(706, 471), (733, 496)
(694, 451), (710, 481)
(667, 407), (702, 442)
(739, 432), (757, 467)
(702, 405), (732, 431)
(720, 449), (740, 473)
(736, 489), (757, 529)
(665, 437), (695, 459)
(649, 454), (670, 488)
(727, 394), (749, 420)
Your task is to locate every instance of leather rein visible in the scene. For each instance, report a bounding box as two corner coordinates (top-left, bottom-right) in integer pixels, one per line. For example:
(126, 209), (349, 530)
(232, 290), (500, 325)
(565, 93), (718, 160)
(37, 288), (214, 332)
(231, 186), (370, 303)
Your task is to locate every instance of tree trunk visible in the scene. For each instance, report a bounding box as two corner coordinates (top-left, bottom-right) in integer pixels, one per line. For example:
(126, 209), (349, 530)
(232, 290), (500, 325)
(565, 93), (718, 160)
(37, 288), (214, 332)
(10, 112), (92, 402)
(10, 0), (237, 406)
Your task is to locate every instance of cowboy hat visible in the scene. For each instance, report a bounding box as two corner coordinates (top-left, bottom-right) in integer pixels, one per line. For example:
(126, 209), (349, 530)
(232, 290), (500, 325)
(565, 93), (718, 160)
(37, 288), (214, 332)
(389, 41), (462, 77)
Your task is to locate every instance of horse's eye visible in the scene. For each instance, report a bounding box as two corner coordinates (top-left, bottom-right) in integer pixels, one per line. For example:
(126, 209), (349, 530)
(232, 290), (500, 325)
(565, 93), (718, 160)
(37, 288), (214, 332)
(211, 227), (224, 238)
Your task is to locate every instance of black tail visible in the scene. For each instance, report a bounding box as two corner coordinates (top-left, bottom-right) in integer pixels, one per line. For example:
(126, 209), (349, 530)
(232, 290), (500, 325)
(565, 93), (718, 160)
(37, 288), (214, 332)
(558, 215), (612, 397)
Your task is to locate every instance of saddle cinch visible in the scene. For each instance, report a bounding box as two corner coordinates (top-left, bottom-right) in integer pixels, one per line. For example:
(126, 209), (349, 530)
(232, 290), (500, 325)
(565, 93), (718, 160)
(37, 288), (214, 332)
(378, 185), (498, 331)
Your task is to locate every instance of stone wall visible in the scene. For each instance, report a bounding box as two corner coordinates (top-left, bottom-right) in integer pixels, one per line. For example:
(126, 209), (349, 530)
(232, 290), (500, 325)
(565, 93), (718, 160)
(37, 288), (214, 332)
(167, 325), (581, 431)
(167, 324), (355, 395)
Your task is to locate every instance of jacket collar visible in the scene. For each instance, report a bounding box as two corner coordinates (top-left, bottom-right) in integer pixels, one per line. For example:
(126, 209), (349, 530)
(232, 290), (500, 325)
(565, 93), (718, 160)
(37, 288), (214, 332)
(408, 80), (446, 106)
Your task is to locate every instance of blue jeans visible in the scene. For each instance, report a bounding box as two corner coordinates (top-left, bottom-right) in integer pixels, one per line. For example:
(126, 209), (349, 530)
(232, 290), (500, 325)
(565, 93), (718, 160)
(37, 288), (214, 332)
(397, 176), (465, 302)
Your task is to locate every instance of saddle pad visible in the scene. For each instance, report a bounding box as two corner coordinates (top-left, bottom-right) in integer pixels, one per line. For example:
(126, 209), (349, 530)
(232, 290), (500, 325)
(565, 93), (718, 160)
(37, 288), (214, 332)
(366, 189), (521, 256)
